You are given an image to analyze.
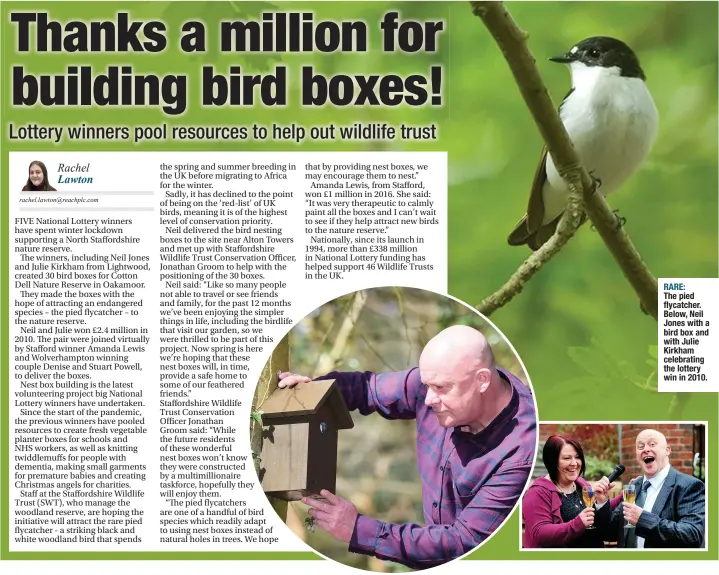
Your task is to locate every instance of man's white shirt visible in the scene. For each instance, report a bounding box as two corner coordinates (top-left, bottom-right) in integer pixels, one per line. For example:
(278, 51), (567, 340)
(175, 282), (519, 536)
(636, 463), (671, 548)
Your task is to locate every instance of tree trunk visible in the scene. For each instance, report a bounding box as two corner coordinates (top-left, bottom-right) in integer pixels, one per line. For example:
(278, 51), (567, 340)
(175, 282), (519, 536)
(250, 333), (289, 522)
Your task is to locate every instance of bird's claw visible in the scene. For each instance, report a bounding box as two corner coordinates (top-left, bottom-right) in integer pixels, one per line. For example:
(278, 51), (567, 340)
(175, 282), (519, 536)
(590, 210), (626, 232)
(588, 171), (602, 195)
(613, 209), (627, 230)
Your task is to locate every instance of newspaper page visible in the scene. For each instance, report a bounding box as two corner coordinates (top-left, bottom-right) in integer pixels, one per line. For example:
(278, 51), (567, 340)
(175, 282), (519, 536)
(1, 2), (717, 575)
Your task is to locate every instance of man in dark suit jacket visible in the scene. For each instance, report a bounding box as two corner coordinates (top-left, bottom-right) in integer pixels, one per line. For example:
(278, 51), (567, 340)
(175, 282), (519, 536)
(595, 428), (705, 548)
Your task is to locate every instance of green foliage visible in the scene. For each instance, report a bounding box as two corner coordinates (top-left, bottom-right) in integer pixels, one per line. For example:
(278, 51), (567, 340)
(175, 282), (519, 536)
(161, 1), (282, 68)
(557, 423), (618, 461)
(583, 455), (617, 481)
(250, 410), (264, 427)
(382, 564), (415, 573)
(566, 340), (657, 394)
(448, 1), (718, 427)
(304, 516), (316, 533)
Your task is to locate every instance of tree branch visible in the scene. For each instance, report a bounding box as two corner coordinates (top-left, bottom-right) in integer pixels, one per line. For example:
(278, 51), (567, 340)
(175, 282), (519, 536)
(313, 290), (367, 376)
(476, 195), (583, 315)
(470, 1), (658, 320)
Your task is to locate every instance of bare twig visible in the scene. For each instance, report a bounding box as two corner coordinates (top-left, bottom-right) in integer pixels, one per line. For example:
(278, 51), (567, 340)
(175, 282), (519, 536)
(357, 331), (398, 372)
(470, 1), (658, 320)
(313, 290), (368, 376)
(311, 293), (357, 374)
(477, 193), (585, 315)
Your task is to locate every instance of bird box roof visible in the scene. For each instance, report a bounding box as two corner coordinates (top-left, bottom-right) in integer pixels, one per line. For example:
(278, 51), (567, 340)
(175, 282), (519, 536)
(260, 379), (354, 429)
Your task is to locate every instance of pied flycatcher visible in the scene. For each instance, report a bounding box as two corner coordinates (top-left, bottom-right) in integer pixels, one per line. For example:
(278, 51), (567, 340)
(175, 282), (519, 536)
(508, 36), (659, 250)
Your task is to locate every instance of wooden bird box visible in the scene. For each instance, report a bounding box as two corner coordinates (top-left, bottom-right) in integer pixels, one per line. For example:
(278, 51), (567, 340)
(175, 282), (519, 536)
(259, 379), (354, 501)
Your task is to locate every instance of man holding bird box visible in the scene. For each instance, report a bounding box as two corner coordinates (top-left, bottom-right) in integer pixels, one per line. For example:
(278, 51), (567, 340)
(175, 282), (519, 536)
(277, 324), (537, 569)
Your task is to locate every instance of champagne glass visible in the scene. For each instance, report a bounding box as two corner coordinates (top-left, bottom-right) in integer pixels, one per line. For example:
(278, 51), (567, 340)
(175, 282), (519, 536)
(622, 483), (636, 529)
(582, 486), (596, 529)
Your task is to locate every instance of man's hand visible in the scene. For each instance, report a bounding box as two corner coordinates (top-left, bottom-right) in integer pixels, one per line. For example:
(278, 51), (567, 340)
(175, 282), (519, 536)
(302, 490), (358, 544)
(594, 477), (615, 504)
(623, 502), (643, 526)
(277, 371), (311, 388)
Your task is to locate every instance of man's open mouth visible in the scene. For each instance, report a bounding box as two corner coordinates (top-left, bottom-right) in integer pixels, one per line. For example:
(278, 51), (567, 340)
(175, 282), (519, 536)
(643, 456), (655, 464)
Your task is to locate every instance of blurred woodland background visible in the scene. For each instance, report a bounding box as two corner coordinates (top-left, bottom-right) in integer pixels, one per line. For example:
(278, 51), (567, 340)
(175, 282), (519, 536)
(445, 1), (718, 423)
(284, 287), (528, 571)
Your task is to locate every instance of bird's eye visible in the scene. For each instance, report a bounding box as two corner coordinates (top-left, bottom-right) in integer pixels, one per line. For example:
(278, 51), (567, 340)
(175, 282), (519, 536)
(588, 49), (600, 58)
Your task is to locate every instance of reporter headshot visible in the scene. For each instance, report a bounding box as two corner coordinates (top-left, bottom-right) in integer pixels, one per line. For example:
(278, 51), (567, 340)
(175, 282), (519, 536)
(22, 161), (57, 191)
(522, 435), (621, 548)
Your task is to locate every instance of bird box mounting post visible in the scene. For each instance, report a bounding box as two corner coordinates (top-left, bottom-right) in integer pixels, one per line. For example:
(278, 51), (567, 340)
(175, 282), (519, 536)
(258, 379), (354, 501)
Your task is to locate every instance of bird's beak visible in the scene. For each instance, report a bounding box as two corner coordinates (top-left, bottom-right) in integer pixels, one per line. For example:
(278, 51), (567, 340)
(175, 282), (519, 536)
(549, 53), (574, 64)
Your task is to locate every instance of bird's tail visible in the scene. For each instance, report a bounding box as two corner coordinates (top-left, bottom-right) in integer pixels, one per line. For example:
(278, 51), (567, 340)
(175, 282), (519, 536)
(507, 214), (563, 251)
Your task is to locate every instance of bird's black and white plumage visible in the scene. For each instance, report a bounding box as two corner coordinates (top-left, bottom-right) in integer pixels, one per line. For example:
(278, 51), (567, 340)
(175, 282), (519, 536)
(508, 36), (659, 250)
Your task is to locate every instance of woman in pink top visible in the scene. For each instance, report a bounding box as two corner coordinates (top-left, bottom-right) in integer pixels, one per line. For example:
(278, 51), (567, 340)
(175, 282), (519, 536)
(522, 435), (622, 548)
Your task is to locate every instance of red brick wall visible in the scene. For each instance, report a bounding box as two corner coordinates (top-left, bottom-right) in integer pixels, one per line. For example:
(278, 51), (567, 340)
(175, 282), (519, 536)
(539, 424), (562, 440)
(539, 423), (697, 477)
(621, 423), (695, 478)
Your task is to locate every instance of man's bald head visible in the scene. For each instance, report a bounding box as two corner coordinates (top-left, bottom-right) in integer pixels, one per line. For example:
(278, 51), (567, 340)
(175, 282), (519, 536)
(419, 325), (494, 377)
(419, 326), (504, 432)
(636, 428), (671, 479)
(637, 429), (668, 447)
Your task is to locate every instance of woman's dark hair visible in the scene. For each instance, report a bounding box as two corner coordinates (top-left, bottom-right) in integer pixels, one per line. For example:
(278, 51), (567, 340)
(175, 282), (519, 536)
(25, 161), (52, 191)
(542, 435), (585, 484)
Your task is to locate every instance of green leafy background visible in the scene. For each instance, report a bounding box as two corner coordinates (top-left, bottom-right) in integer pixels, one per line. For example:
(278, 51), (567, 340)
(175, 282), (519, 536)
(2, 0), (716, 566)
